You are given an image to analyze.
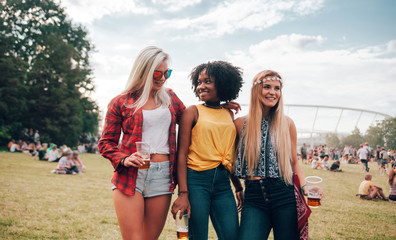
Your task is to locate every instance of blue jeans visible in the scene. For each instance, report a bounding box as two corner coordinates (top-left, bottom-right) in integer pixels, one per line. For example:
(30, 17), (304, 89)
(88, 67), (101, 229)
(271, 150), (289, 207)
(187, 165), (239, 240)
(238, 178), (298, 240)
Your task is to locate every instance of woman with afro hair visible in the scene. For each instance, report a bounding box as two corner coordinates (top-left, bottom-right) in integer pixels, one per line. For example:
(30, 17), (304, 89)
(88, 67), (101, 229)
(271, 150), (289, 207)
(171, 61), (244, 240)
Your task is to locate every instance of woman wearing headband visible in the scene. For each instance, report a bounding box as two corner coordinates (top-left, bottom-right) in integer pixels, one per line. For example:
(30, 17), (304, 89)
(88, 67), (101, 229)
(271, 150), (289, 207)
(99, 46), (185, 240)
(234, 70), (312, 240)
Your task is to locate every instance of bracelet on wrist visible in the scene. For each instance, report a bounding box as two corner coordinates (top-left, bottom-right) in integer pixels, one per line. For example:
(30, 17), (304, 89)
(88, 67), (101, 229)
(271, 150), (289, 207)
(301, 184), (307, 196)
(178, 190), (189, 196)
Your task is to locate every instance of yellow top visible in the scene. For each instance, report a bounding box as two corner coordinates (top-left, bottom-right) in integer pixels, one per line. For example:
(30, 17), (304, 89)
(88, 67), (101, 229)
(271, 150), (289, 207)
(187, 104), (236, 172)
(358, 180), (373, 195)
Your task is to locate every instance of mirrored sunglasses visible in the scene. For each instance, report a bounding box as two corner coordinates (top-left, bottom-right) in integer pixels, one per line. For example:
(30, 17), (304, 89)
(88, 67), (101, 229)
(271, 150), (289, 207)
(153, 69), (172, 81)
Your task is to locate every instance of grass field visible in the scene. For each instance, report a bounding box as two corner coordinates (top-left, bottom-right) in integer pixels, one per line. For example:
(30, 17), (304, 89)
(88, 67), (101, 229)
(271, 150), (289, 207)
(1, 152), (395, 239)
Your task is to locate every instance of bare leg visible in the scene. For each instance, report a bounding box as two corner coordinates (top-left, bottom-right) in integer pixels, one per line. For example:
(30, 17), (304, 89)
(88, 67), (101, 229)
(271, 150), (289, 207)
(377, 188), (387, 200)
(367, 188), (378, 200)
(113, 189), (145, 240)
(143, 194), (172, 240)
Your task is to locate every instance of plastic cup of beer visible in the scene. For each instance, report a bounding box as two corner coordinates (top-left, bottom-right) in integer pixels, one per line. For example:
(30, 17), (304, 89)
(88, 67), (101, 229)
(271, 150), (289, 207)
(136, 142), (150, 170)
(305, 176), (322, 208)
(176, 210), (188, 240)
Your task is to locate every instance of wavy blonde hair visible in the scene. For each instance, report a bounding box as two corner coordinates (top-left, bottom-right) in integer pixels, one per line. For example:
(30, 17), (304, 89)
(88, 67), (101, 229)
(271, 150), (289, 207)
(240, 70), (293, 185)
(122, 46), (171, 110)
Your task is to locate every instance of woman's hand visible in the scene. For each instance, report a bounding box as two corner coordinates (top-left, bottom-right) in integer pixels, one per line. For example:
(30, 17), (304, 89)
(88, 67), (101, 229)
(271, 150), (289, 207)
(235, 190), (244, 212)
(221, 101), (241, 114)
(123, 152), (145, 168)
(171, 194), (191, 219)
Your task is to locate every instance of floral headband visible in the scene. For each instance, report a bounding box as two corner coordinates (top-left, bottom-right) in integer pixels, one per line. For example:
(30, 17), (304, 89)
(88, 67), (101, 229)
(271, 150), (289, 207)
(253, 76), (282, 86)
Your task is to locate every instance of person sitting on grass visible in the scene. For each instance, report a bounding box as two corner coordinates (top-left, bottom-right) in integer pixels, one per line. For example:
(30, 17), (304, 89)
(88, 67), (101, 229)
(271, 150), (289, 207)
(311, 157), (324, 169)
(330, 160), (343, 172)
(323, 156), (330, 170)
(38, 143), (48, 161)
(358, 174), (387, 201)
(9, 140), (22, 153)
(52, 151), (79, 174)
(27, 142), (38, 157)
(72, 151), (86, 173)
(348, 155), (357, 164)
(388, 169), (396, 202)
(48, 145), (60, 162)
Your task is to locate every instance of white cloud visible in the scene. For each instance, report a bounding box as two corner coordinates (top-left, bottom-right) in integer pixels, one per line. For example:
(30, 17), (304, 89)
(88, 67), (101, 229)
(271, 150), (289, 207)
(226, 34), (396, 119)
(387, 40), (396, 53)
(156, 0), (325, 39)
(58, 0), (155, 24)
(152, 0), (202, 12)
(249, 33), (325, 53)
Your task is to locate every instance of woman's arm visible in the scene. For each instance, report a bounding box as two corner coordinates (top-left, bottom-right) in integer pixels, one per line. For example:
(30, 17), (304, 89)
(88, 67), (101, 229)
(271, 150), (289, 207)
(230, 174), (243, 211)
(288, 117), (307, 194)
(98, 97), (129, 171)
(171, 105), (197, 219)
(232, 116), (247, 210)
(75, 156), (86, 170)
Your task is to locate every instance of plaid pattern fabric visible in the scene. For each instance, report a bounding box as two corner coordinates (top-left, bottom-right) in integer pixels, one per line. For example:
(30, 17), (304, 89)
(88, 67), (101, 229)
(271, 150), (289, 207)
(98, 88), (185, 196)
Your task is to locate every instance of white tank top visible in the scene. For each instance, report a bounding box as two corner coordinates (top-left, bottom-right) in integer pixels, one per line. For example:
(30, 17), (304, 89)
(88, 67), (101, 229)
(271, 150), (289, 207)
(142, 106), (171, 154)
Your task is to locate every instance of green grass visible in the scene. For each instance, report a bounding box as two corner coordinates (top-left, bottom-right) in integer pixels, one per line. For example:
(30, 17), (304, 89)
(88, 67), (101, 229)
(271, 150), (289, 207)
(1, 152), (395, 239)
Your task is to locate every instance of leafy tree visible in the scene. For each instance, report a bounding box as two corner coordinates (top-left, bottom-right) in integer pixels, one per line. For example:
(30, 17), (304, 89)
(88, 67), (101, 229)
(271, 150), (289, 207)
(325, 133), (341, 148)
(364, 124), (384, 149)
(341, 127), (364, 148)
(381, 117), (396, 149)
(0, 0), (99, 146)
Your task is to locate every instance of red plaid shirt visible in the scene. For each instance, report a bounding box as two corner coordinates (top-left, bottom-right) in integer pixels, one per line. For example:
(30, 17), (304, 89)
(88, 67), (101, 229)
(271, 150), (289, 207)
(98, 88), (185, 196)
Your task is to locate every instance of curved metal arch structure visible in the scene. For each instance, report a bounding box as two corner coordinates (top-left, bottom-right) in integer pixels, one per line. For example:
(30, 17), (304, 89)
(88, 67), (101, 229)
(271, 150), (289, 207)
(285, 104), (391, 148)
(285, 104), (391, 133)
(240, 104), (392, 148)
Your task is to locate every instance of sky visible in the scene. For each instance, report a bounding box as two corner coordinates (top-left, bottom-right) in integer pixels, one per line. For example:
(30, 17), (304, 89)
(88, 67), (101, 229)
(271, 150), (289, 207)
(57, 0), (396, 134)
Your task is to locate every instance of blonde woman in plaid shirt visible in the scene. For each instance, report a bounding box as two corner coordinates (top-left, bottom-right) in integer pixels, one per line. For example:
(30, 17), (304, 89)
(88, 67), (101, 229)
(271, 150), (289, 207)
(99, 46), (185, 240)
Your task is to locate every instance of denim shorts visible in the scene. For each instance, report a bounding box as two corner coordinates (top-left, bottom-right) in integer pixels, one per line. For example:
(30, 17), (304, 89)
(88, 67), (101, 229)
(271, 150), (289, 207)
(112, 161), (172, 197)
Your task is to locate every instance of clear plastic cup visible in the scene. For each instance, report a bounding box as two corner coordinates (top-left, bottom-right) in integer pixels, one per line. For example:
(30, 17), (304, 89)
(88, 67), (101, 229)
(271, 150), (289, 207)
(305, 176), (323, 208)
(176, 210), (188, 240)
(136, 142), (150, 169)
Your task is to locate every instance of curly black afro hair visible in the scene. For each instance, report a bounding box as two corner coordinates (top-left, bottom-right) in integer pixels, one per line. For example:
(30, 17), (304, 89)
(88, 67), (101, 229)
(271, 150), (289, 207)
(190, 61), (243, 102)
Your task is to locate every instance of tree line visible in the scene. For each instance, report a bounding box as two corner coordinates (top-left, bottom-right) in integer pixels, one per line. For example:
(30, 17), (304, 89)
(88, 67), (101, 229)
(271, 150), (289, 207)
(326, 117), (396, 149)
(0, 0), (99, 147)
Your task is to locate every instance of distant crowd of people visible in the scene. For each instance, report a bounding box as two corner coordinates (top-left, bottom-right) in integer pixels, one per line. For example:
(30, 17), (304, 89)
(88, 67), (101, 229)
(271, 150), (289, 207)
(299, 143), (396, 174)
(6, 129), (101, 175)
(78, 133), (100, 154)
(9, 139), (86, 175)
(299, 142), (396, 203)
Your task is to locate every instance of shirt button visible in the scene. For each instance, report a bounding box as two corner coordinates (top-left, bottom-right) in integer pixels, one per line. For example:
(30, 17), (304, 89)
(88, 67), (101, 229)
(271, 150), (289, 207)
(265, 198), (269, 203)
(261, 186), (265, 190)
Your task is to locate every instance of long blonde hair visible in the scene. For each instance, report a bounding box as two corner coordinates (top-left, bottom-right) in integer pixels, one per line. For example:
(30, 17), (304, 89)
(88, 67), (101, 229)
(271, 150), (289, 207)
(122, 46), (171, 110)
(240, 70), (293, 185)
